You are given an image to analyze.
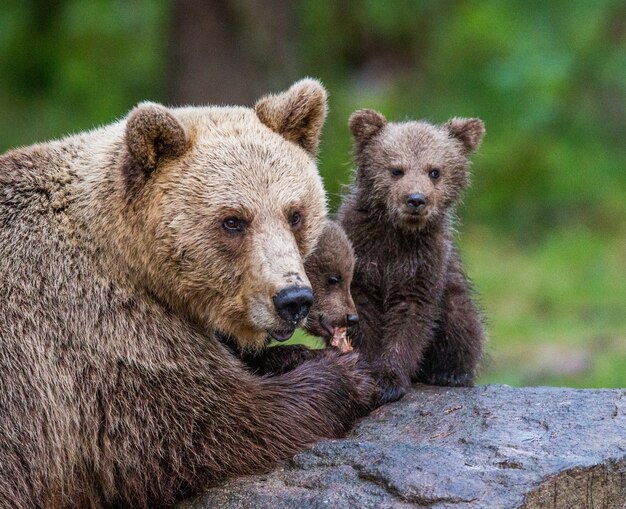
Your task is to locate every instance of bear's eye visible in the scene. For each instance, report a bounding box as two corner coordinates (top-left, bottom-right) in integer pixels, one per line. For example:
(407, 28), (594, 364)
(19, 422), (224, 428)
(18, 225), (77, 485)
(289, 211), (302, 229)
(390, 168), (405, 178)
(327, 274), (342, 286)
(429, 168), (441, 180)
(223, 217), (247, 233)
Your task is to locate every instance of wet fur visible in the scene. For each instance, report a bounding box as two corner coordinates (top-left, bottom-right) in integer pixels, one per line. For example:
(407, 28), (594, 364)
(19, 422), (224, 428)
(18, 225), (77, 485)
(0, 81), (375, 508)
(339, 110), (486, 404)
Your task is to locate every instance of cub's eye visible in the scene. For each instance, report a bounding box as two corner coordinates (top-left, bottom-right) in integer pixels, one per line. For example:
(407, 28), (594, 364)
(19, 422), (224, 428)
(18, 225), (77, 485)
(390, 168), (405, 178)
(327, 274), (342, 286)
(223, 217), (247, 233)
(429, 168), (441, 180)
(289, 211), (302, 229)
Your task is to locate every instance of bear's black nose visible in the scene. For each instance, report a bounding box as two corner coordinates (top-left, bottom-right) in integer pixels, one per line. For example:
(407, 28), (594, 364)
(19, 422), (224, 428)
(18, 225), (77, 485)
(346, 313), (359, 326)
(406, 193), (427, 211)
(273, 286), (313, 324)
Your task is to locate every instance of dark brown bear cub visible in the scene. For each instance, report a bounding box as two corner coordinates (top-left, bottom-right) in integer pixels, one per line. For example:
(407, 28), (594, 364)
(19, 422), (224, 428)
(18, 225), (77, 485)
(339, 109), (486, 404)
(304, 219), (358, 352)
(234, 220), (359, 374)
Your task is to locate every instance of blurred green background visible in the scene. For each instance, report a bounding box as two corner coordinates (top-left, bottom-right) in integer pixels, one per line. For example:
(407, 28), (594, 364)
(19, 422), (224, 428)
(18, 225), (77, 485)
(1, 0), (624, 387)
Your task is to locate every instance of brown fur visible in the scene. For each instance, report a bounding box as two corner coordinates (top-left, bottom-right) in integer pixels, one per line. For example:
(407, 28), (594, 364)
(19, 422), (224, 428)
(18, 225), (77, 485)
(232, 219), (358, 375)
(0, 80), (375, 509)
(339, 109), (486, 404)
(303, 219), (357, 341)
(255, 78), (327, 157)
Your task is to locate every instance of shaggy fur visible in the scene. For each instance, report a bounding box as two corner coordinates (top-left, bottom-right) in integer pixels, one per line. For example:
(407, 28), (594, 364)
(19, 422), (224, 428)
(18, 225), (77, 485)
(339, 109), (486, 404)
(0, 80), (375, 509)
(234, 220), (358, 375)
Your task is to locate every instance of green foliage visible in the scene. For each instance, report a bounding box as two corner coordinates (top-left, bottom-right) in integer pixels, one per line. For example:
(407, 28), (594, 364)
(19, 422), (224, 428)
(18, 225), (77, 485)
(0, 0), (168, 149)
(300, 0), (626, 237)
(0, 1), (624, 386)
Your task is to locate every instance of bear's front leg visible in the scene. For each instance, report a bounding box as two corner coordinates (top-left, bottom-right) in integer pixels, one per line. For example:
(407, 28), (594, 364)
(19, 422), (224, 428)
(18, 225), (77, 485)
(240, 344), (325, 376)
(98, 350), (376, 507)
(417, 250), (485, 387)
(217, 331), (326, 376)
(374, 296), (440, 405)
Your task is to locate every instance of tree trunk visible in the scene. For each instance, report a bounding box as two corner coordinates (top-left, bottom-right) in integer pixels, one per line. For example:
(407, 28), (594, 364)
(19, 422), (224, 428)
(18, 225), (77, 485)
(168, 0), (298, 106)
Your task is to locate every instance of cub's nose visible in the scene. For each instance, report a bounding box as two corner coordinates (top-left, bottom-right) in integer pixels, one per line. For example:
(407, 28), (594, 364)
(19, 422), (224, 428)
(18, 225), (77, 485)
(273, 286), (314, 324)
(346, 313), (359, 326)
(406, 193), (427, 212)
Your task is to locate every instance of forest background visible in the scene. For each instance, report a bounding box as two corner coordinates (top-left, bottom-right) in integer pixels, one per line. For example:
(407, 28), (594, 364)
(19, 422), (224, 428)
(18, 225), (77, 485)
(1, 0), (624, 387)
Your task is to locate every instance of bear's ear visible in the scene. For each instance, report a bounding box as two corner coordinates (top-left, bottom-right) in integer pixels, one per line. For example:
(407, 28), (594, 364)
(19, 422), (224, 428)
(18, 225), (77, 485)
(125, 103), (188, 173)
(349, 109), (387, 149)
(445, 118), (485, 154)
(254, 78), (327, 157)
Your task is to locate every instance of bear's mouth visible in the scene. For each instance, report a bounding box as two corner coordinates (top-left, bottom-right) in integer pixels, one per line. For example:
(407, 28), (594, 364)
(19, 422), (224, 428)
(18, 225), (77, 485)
(319, 316), (336, 338)
(400, 210), (430, 227)
(404, 208), (429, 219)
(267, 328), (296, 342)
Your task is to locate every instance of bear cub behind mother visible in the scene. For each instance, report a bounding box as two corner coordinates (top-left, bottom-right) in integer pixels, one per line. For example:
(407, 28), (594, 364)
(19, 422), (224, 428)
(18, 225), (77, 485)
(0, 80), (374, 509)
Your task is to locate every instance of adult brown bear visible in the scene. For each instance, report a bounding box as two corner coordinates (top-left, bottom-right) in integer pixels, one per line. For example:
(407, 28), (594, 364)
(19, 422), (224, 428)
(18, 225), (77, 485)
(0, 80), (374, 509)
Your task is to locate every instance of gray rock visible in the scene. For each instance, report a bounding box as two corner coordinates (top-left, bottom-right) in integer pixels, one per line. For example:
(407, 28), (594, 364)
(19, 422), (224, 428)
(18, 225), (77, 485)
(180, 385), (626, 509)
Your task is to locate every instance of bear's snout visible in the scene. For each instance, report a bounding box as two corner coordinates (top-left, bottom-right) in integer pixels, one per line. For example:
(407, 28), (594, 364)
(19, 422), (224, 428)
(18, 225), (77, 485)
(405, 192), (427, 214)
(346, 313), (359, 326)
(273, 286), (314, 324)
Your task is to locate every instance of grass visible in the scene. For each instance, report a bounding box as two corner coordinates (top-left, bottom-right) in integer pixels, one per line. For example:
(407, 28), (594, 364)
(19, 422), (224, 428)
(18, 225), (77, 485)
(463, 226), (626, 388)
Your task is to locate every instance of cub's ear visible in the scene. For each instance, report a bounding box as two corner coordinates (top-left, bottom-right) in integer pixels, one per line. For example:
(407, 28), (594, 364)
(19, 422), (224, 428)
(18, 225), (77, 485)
(445, 118), (485, 154)
(255, 78), (327, 157)
(349, 109), (387, 149)
(125, 102), (188, 173)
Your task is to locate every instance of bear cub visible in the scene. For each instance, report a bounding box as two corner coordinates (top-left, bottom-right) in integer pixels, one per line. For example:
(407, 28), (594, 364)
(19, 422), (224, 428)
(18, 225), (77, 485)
(303, 219), (358, 353)
(339, 109), (486, 404)
(233, 220), (359, 375)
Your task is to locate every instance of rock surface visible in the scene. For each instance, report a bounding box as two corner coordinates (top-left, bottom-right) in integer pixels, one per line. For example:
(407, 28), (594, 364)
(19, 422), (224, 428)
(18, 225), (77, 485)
(181, 385), (626, 509)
